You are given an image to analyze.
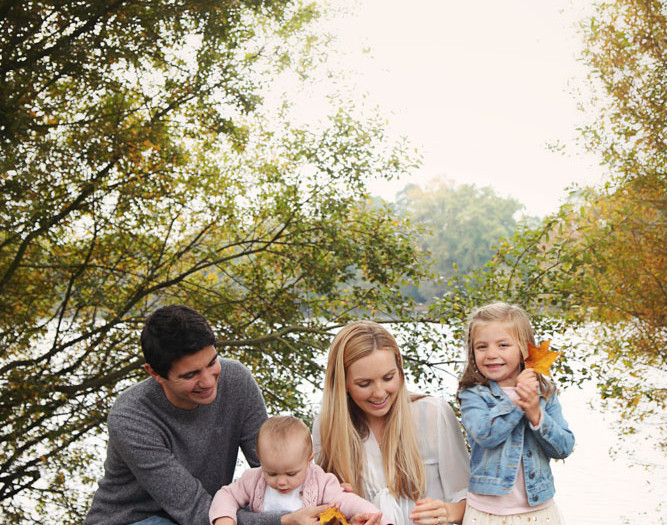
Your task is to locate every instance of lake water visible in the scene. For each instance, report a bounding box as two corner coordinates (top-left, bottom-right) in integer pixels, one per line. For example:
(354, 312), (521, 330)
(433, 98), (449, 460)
(549, 385), (666, 524)
(301, 377), (666, 524)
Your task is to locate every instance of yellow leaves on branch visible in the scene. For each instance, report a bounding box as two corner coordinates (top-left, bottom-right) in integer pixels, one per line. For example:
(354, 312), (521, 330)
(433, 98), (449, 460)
(319, 507), (350, 525)
(525, 340), (561, 376)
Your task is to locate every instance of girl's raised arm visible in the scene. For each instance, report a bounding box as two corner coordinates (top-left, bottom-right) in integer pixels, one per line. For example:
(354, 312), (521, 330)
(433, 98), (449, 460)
(458, 388), (524, 449)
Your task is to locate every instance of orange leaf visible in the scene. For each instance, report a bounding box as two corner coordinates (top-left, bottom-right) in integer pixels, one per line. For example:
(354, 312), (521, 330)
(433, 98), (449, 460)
(525, 340), (561, 376)
(320, 507), (350, 525)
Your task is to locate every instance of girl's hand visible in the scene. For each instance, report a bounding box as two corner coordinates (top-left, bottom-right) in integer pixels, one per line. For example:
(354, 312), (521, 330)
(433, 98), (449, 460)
(515, 368), (540, 425)
(516, 368), (538, 391)
(408, 497), (465, 525)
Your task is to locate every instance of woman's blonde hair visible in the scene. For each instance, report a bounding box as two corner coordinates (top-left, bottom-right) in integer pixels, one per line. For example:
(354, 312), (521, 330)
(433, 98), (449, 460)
(317, 320), (425, 501)
(457, 302), (556, 398)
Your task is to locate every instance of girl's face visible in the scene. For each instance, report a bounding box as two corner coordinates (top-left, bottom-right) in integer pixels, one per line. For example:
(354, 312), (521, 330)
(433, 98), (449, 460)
(345, 348), (401, 425)
(472, 321), (523, 387)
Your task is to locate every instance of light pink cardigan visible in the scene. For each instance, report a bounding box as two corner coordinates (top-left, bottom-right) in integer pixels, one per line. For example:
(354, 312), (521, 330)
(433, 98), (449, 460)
(209, 463), (389, 525)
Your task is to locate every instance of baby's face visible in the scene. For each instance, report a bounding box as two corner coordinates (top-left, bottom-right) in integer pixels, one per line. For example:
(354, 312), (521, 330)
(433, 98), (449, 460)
(260, 438), (312, 495)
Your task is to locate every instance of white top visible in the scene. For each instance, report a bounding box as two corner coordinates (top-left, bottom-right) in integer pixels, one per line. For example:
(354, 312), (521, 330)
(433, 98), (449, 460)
(313, 396), (470, 525)
(263, 484), (304, 512)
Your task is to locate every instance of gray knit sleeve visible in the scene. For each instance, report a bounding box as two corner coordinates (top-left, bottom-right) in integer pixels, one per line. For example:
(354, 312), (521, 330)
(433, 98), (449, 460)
(238, 510), (285, 525)
(236, 363), (267, 468)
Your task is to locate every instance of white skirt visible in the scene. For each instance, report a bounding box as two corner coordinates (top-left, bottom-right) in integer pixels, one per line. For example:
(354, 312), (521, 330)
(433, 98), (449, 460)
(462, 503), (563, 525)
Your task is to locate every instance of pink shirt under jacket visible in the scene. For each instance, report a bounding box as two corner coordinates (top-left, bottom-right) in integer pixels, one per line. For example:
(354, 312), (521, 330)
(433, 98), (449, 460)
(209, 463), (389, 525)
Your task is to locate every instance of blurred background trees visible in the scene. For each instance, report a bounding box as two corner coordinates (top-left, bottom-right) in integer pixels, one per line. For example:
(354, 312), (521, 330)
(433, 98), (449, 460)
(0, 0), (663, 522)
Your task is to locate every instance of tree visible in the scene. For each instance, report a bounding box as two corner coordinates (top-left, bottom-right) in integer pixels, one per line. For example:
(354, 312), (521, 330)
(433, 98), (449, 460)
(429, 0), (666, 446)
(393, 178), (526, 303)
(0, 2), (427, 522)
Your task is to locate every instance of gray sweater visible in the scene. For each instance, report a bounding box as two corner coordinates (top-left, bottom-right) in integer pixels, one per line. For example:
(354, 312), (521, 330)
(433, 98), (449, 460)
(85, 357), (275, 525)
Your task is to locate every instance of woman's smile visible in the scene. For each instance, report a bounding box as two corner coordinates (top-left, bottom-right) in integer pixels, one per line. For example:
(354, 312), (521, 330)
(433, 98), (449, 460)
(345, 349), (401, 424)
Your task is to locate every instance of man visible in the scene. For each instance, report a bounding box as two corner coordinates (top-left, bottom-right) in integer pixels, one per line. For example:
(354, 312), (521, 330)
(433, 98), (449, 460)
(85, 305), (330, 525)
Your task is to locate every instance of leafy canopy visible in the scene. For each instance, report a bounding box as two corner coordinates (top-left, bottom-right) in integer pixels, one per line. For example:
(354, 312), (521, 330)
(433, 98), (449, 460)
(0, 1), (427, 522)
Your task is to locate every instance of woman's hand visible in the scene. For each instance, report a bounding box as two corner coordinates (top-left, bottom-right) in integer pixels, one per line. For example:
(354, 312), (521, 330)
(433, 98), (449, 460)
(281, 504), (331, 525)
(408, 498), (465, 525)
(349, 512), (383, 525)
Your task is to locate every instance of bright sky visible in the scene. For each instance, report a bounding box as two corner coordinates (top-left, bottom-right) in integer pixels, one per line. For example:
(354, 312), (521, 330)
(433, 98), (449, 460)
(305, 5), (666, 523)
(319, 0), (606, 217)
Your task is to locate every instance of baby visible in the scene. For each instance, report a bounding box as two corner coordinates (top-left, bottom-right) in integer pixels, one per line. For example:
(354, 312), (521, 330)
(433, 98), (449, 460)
(210, 415), (388, 525)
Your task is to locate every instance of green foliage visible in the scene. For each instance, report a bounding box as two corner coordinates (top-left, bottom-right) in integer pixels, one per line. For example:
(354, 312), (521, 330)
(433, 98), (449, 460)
(393, 177), (527, 303)
(429, 0), (666, 448)
(0, 1), (427, 522)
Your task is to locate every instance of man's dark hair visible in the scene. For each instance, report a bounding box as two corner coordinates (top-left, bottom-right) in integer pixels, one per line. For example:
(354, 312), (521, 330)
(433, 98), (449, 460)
(141, 305), (216, 378)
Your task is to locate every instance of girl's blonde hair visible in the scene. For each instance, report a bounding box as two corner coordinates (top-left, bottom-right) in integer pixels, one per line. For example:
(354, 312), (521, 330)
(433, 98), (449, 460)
(317, 321), (425, 501)
(457, 302), (556, 399)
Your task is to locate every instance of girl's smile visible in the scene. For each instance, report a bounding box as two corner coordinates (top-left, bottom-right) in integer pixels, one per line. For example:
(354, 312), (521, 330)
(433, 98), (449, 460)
(472, 322), (523, 387)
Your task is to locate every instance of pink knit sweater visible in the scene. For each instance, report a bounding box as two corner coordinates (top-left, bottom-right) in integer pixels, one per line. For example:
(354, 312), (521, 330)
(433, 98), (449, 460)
(209, 464), (389, 525)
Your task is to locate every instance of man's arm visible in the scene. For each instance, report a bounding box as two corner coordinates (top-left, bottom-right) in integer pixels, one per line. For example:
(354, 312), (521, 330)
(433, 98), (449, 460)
(238, 370), (268, 468)
(237, 510), (284, 525)
(237, 504), (332, 525)
(108, 411), (213, 525)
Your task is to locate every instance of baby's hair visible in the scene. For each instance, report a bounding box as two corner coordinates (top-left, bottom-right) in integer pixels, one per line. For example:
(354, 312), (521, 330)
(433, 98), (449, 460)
(255, 415), (312, 461)
(457, 302), (555, 398)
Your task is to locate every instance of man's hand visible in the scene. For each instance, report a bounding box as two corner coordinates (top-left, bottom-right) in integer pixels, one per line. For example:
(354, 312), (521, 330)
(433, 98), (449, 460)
(281, 504), (331, 525)
(214, 518), (236, 525)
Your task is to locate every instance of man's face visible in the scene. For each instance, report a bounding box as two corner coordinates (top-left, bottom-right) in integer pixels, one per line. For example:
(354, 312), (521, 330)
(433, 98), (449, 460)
(145, 345), (221, 410)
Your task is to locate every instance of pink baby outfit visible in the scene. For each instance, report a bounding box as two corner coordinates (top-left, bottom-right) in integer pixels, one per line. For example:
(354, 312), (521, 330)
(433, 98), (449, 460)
(209, 463), (389, 525)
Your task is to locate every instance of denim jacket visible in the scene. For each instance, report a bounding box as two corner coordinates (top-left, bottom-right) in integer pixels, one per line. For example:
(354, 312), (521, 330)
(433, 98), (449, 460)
(459, 381), (575, 506)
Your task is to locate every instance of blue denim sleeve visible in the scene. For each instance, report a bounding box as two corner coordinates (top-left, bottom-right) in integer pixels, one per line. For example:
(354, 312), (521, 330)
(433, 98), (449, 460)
(530, 394), (575, 459)
(459, 387), (525, 449)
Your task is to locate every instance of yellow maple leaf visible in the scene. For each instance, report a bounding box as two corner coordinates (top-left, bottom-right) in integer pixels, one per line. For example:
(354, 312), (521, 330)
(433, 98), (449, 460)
(524, 340), (561, 376)
(320, 507), (350, 525)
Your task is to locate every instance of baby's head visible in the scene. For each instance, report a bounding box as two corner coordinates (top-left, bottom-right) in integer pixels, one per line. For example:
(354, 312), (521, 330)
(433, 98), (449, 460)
(256, 416), (314, 494)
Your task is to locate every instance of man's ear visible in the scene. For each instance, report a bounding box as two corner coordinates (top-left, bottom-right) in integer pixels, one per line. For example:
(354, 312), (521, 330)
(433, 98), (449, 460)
(144, 363), (165, 384)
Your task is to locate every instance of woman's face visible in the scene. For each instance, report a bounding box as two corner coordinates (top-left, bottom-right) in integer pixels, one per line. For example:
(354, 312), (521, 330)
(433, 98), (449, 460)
(345, 348), (401, 424)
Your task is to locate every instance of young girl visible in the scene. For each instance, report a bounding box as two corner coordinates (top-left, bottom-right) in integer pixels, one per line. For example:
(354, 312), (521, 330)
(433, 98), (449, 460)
(209, 416), (388, 525)
(314, 321), (470, 525)
(457, 303), (575, 524)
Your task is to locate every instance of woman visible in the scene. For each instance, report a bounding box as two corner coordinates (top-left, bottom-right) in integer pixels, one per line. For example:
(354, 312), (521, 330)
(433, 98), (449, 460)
(313, 321), (470, 525)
